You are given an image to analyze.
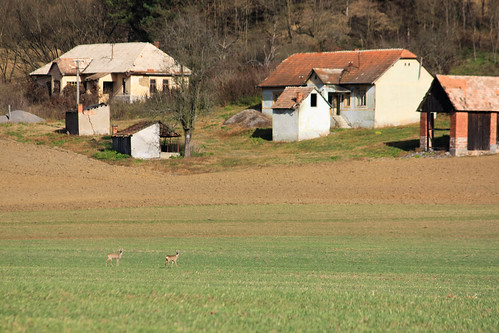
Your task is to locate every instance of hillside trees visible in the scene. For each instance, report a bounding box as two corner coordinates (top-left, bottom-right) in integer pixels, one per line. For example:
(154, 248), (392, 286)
(0, 0), (497, 103)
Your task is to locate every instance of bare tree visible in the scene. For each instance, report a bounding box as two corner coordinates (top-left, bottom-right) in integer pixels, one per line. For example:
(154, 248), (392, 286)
(151, 12), (219, 158)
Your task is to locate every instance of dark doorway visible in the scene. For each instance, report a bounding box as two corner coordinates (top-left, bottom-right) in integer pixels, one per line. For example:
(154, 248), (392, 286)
(468, 112), (490, 151)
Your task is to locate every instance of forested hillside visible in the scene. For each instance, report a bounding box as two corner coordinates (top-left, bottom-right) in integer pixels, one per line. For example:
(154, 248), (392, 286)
(0, 0), (498, 106)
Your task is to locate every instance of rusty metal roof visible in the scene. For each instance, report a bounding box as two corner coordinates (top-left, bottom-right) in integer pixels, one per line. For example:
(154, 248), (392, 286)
(113, 121), (180, 138)
(259, 49), (417, 87)
(310, 68), (343, 84)
(273, 86), (317, 109)
(436, 75), (499, 112)
(50, 58), (92, 75)
(31, 42), (191, 76)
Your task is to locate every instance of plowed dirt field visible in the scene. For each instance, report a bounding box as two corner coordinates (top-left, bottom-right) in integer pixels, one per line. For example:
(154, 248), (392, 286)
(1, 138), (498, 212)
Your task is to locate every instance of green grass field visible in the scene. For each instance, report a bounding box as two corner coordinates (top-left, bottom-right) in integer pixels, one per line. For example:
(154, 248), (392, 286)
(1, 204), (497, 332)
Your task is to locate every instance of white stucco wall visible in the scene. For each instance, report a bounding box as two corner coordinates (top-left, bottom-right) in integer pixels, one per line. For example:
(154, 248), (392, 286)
(374, 59), (433, 128)
(130, 123), (160, 159)
(127, 75), (186, 102)
(272, 92), (331, 142)
(77, 104), (110, 136)
(273, 108), (299, 142)
(298, 93), (331, 140)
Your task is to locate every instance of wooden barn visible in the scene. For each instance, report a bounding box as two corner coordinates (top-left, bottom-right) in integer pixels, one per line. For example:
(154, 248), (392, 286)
(418, 75), (499, 156)
(112, 121), (180, 159)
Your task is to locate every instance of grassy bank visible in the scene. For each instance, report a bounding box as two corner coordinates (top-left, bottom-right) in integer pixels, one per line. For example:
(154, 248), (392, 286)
(0, 105), (452, 174)
(1, 204), (497, 332)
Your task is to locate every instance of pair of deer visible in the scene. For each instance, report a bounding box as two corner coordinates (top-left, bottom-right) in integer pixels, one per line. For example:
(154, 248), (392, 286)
(105, 249), (180, 267)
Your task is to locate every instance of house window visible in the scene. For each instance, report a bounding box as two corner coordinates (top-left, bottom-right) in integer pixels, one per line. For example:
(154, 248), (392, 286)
(162, 79), (169, 92)
(344, 93), (351, 107)
(103, 81), (114, 94)
(150, 79), (157, 94)
(356, 89), (367, 107)
(273, 91), (282, 102)
(122, 78), (126, 94)
(311, 93), (317, 107)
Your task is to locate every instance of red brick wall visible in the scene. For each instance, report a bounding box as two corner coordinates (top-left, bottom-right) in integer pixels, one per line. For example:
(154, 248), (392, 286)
(490, 113), (497, 146)
(450, 112), (468, 155)
(420, 112), (427, 150)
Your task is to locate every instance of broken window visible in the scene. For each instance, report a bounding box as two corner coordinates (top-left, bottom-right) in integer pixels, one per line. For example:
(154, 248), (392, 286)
(344, 93), (351, 107)
(103, 81), (114, 94)
(150, 79), (157, 94)
(356, 89), (367, 107)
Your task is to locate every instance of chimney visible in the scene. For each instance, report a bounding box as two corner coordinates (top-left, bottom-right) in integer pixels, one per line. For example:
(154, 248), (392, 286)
(112, 124), (118, 135)
(296, 92), (303, 103)
(154, 41), (159, 48)
(77, 104), (83, 114)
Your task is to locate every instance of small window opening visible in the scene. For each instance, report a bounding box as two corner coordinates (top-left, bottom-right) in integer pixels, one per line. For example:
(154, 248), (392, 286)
(150, 79), (157, 94)
(311, 93), (317, 107)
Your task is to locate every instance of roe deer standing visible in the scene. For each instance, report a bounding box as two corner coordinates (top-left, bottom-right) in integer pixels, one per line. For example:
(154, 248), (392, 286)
(106, 248), (124, 266)
(165, 250), (179, 268)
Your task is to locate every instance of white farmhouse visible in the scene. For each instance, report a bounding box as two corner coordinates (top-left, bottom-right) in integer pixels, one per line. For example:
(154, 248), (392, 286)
(30, 42), (190, 103)
(272, 86), (331, 142)
(259, 49), (433, 129)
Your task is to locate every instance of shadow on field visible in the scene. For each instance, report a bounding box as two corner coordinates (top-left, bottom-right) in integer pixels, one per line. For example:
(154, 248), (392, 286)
(386, 135), (450, 152)
(385, 138), (419, 151)
(251, 128), (272, 141)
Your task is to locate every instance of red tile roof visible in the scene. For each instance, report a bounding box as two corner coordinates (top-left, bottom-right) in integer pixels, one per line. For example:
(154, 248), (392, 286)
(259, 49), (417, 87)
(436, 75), (499, 112)
(273, 86), (316, 109)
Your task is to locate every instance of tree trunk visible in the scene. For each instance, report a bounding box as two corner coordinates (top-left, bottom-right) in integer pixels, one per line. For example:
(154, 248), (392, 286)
(184, 128), (192, 158)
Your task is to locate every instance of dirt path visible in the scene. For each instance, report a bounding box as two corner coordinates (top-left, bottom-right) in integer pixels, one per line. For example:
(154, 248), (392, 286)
(1, 138), (498, 212)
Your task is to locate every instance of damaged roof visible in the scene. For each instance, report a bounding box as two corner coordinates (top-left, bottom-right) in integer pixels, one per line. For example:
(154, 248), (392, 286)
(259, 49), (417, 87)
(436, 75), (499, 112)
(273, 86), (317, 109)
(31, 42), (191, 76)
(113, 121), (180, 138)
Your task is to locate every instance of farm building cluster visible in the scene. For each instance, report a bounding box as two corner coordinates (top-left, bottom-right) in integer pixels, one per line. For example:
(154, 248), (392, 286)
(27, 42), (498, 158)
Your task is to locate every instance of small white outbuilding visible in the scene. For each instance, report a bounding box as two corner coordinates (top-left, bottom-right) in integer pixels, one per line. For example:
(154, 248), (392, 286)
(112, 121), (180, 159)
(272, 86), (331, 142)
(65, 103), (110, 136)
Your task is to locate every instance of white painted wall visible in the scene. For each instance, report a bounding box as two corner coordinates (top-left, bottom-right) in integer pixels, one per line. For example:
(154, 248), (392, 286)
(128, 75), (186, 102)
(272, 92), (331, 142)
(298, 93), (331, 141)
(374, 59), (433, 127)
(77, 104), (111, 136)
(273, 109), (299, 142)
(131, 123), (161, 159)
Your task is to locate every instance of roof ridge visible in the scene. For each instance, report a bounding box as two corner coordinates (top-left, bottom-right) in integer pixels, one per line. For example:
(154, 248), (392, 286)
(291, 48), (407, 56)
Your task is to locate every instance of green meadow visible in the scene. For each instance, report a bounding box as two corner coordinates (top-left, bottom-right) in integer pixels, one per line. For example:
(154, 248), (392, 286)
(1, 204), (498, 332)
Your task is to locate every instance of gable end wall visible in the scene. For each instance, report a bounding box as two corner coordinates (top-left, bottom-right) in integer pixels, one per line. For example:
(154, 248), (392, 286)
(374, 59), (433, 128)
